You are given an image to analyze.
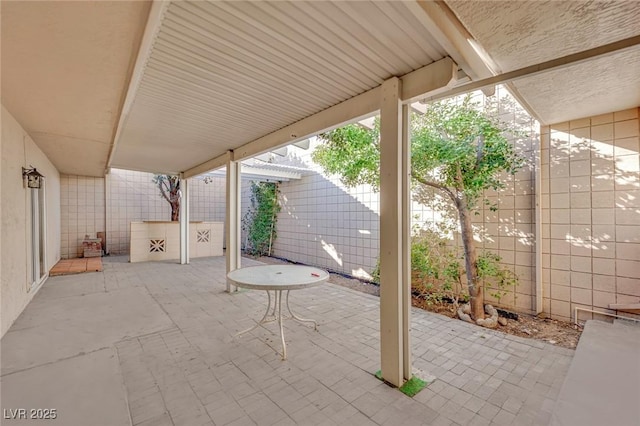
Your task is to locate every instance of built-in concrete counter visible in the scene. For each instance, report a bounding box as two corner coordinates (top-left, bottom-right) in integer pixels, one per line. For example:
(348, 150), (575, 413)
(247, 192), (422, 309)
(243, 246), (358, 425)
(130, 221), (223, 263)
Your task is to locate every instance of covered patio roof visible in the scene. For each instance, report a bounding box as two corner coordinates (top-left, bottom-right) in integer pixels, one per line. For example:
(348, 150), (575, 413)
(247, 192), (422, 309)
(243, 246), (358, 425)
(3, 1), (638, 177)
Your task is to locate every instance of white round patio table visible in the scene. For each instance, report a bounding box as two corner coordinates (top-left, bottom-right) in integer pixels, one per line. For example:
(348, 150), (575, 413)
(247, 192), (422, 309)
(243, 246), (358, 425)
(227, 265), (329, 360)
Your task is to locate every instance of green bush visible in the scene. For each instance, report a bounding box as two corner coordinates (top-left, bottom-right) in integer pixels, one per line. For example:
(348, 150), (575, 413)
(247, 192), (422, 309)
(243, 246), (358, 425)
(410, 229), (464, 305)
(477, 251), (518, 303)
(242, 182), (281, 256)
(372, 228), (517, 307)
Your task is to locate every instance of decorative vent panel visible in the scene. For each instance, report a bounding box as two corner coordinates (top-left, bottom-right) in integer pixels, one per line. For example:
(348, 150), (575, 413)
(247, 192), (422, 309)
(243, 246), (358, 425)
(197, 230), (210, 243)
(149, 239), (166, 253)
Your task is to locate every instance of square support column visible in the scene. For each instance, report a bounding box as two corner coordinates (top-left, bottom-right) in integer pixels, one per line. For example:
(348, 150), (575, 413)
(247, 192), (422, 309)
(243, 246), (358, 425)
(401, 104), (412, 382)
(179, 178), (189, 265)
(225, 153), (241, 292)
(379, 77), (412, 387)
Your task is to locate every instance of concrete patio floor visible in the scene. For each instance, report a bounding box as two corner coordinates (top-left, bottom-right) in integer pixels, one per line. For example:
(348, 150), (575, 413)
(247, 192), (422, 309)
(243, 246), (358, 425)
(1, 256), (574, 426)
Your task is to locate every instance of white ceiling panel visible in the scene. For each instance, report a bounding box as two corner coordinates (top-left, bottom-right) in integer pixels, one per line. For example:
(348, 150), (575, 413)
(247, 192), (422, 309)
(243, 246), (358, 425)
(111, 0), (447, 173)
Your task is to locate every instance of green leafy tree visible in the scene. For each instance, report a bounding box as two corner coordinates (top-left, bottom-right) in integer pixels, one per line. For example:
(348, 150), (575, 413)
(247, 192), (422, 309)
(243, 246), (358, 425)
(313, 98), (523, 320)
(152, 174), (181, 221)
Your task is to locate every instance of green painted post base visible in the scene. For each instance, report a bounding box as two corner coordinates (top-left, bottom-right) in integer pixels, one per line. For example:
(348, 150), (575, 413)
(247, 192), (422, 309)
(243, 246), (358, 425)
(374, 370), (428, 397)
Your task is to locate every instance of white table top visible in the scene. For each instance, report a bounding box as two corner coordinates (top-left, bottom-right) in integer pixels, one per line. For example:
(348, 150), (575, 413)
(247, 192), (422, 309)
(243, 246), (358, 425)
(227, 265), (329, 290)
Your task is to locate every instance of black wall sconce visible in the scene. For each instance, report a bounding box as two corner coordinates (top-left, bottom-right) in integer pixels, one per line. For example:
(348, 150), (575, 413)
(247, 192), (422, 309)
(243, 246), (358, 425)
(22, 166), (44, 189)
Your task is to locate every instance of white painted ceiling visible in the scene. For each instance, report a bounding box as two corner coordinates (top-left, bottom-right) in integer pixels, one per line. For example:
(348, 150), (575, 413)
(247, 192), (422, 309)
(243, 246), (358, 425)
(446, 0), (640, 124)
(111, 1), (448, 174)
(1, 1), (151, 177)
(2, 1), (639, 177)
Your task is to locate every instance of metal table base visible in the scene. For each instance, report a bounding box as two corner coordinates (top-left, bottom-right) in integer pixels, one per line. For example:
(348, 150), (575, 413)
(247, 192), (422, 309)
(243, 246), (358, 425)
(236, 290), (317, 360)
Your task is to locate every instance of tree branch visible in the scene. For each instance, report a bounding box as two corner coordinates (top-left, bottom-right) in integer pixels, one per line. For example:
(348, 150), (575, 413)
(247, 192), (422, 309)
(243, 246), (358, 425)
(158, 179), (171, 203)
(411, 172), (457, 202)
(167, 178), (180, 202)
(476, 135), (484, 167)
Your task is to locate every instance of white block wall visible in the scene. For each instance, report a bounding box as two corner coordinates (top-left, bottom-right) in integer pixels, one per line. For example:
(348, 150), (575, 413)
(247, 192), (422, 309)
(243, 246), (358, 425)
(247, 85), (540, 314)
(107, 169), (226, 255)
(273, 177), (380, 280)
(60, 175), (105, 258)
(60, 169), (226, 257)
(541, 107), (640, 321)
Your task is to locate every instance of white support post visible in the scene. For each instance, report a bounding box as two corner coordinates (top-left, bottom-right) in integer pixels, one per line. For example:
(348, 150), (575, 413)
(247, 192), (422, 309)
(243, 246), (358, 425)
(105, 171), (112, 255)
(225, 153), (242, 292)
(179, 178), (189, 265)
(534, 127), (544, 314)
(379, 77), (410, 387)
(401, 104), (412, 382)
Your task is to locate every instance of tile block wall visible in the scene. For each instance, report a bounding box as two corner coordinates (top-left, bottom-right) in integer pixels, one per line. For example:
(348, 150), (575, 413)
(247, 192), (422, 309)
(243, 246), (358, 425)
(252, 86), (539, 314)
(106, 169), (169, 255)
(60, 175), (105, 259)
(61, 169), (226, 258)
(107, 169), (226, 255)
(480, 91), (537, 313)
(541, 107), (640, 321)
(411, 87), (538, 313)
(271, 175), (380, 279)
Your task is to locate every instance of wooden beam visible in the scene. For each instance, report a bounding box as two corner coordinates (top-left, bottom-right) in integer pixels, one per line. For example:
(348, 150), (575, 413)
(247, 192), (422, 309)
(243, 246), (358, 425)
(233, 87), (381, 162)
(407, 0), (556, 123)
(399, 57), (457, 104)
(184, 152), (232, 179)
(107, 0), (169, 174)
(407, 1), (495, 81)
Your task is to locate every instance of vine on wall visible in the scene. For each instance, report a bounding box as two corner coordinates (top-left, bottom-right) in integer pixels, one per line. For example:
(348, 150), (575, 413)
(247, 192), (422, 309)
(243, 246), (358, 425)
(242, 182), (281, 256)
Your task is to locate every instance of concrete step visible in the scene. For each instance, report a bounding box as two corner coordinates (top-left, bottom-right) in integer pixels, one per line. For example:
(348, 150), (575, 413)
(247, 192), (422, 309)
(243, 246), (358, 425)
(550, 320), (640, 426)
(614, 318), (640, 329)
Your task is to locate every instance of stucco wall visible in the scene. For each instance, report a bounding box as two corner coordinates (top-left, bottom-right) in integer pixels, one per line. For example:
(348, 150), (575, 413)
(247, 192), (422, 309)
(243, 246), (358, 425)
(541, 107), (640, 321)
(1, 105), (61, 337)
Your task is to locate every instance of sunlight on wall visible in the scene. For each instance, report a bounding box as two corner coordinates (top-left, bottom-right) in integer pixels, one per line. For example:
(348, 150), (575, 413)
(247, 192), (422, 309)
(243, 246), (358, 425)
(541, 107), (640, 321)
(321, 239), (343, 267)
(352, 268), (373, 280)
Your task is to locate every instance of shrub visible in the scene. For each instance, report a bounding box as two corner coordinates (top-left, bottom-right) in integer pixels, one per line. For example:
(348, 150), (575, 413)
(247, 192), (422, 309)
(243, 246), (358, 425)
(242, 182), (281, 256)
(372, 227), (517, 308)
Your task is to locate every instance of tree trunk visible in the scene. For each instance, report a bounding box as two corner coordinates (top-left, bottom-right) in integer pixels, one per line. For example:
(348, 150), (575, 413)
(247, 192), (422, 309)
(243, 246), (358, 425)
(171, 201), (180, 221)
(456, 198), (484, 320)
